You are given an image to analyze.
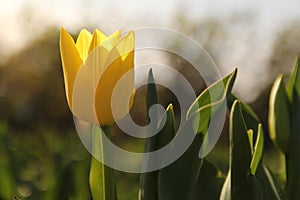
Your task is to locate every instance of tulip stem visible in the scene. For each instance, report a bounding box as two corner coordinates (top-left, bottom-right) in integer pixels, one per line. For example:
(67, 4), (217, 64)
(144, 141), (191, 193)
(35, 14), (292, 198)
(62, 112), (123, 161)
(89, 125), (117, 200)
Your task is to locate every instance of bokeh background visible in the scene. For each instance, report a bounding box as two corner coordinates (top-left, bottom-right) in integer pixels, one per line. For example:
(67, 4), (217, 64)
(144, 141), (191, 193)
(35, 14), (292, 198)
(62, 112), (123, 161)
(1, 0), (300, 199)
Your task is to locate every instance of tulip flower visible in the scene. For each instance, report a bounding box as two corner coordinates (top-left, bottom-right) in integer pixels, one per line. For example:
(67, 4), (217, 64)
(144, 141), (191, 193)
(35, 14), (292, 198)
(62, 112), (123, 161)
(60, 27), (135, 125)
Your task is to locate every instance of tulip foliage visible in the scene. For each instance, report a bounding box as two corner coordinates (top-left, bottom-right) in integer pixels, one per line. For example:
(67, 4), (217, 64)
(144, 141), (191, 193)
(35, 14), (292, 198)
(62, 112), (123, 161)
(87, 60), (300, 200)
(268, 58), (300, 200)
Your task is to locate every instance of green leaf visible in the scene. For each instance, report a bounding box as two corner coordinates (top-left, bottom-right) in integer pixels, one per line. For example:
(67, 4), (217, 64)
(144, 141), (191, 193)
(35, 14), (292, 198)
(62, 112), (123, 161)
(244, 175), (264, 200)
(247, 129), (254, 154)
(287, 57), (299, 102)
(286, 88), (300, 200)
(284, 56), (300, 200)
(230, 100), (252, 183)
(139, 68), (159, 200)
(140, 104), (176, 200)
(140, 71), (180, 200)
(255, 165), (285, 200)
(89, 126), (117, 200)
(220, 171), (231, 200)
(269, 75), (291, 153)
(228, 94), (260, 133)
(186, 69), (237, 159)
(250, 124), (264, 175)
(192, 159), (224, 200)
(221, 172), (265, 200)
(157, 70), (237, 200)
(153, 104), (178, 200)
(222, 100), (265, 200)
(156, 104), (176, 150)
(187, 68), (237, 135)
(223, 101), (284, 200)
(158, 130), (203, 200)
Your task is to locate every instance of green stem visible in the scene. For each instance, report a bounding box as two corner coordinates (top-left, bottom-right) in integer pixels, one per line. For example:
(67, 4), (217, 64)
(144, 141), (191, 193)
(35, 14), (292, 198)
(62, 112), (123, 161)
(89, 125), (117, 200)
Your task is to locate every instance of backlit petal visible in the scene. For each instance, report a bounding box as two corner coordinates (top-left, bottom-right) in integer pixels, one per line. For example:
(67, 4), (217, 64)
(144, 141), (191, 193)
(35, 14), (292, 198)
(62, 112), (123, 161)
(106, 30), (121, 46)
(60, 27), (82, 110)
(103, 30), (135, 71)
(88, 29), (107, 54)
(72, 44), (110, 124)
(94, 31), (135, 125)
(75, 29), (92, 61)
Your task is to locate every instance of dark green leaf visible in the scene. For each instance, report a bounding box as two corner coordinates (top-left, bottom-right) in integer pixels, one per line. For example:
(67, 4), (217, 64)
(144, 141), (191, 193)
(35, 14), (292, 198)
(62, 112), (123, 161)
(139, 69), (159, 200)
(256, 164), (285, 200)
(286, 91), (300, 200)
(158, 128), (203, 200)
(192, 159), (224, 200)
(222, 100), (264, 200)
(228, 94), (260, 133)
(230, 100), (252, 184)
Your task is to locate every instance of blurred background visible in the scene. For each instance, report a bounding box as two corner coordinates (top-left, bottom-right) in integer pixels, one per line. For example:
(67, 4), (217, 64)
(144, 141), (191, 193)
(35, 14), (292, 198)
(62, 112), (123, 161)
(0, 0), (300, 199)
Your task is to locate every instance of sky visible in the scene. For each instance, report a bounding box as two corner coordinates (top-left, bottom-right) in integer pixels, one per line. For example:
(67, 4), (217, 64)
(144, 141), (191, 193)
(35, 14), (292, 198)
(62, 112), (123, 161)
(1, 0), (300, 101)
(2, 0), (300, 54)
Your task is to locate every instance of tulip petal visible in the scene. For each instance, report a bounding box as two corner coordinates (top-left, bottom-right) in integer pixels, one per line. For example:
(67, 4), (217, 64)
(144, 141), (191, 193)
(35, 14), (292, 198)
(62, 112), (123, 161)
(76, 29), (92, 61)
(72, 45), (110, 124)
(106, 30), (121, 46)
(94, 31), (135, 125)
(103, 30), (135, 71)
(88, 29), (107, 54)
(60, 27), (82, 110)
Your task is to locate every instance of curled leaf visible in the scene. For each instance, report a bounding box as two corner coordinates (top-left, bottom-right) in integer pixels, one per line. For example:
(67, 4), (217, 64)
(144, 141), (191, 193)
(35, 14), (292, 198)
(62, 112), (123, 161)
(250, 124), (264, 175)
(269, 75), (291, 153)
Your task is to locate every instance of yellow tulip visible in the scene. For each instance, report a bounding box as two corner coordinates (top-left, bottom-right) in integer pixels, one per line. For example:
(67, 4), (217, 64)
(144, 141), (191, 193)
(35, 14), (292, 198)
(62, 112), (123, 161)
(60, 27), (135, 125)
